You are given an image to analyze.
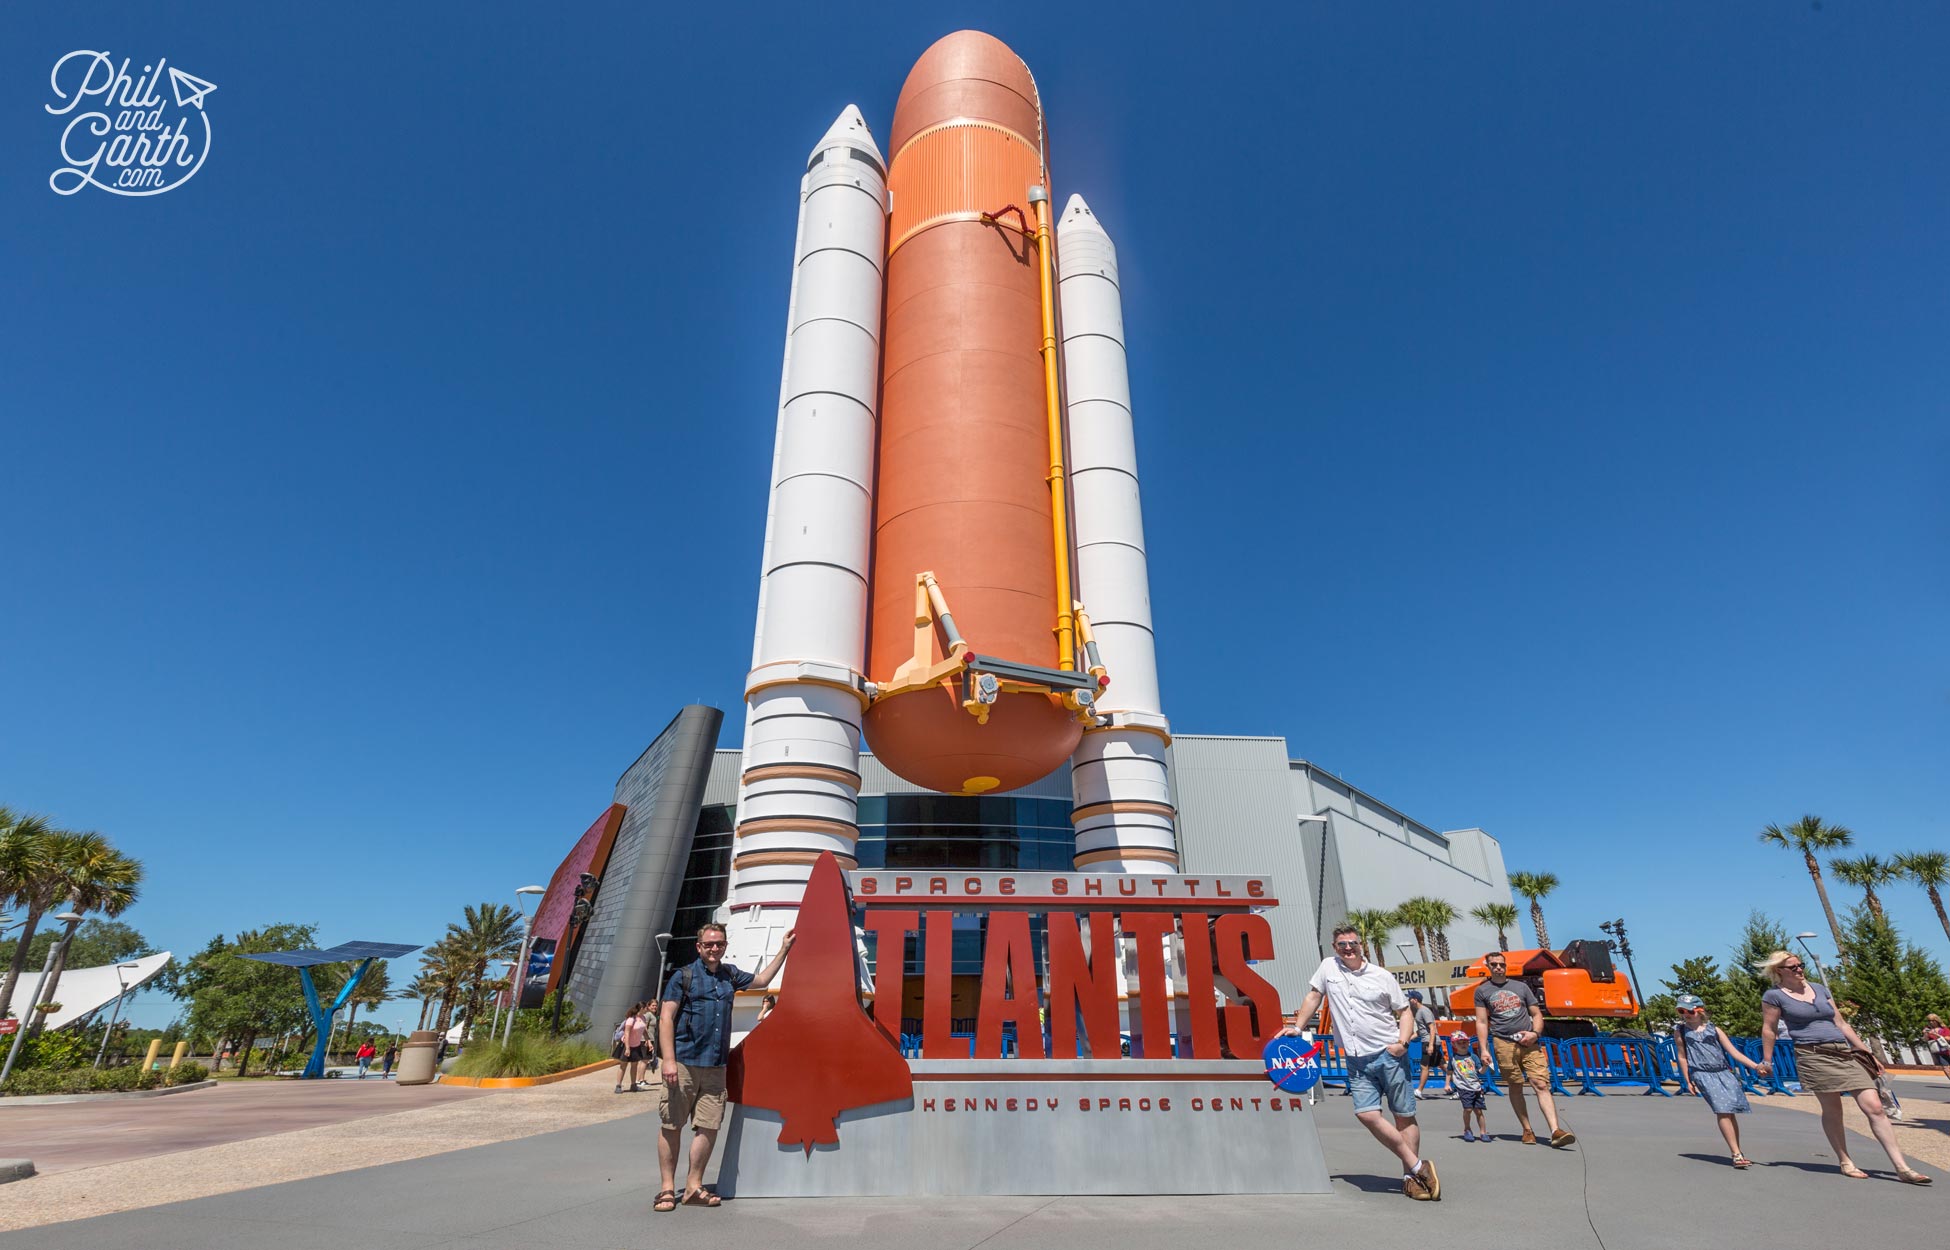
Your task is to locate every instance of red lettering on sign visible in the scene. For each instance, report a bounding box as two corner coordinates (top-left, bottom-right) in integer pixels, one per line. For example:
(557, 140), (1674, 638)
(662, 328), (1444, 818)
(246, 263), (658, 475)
(965, 877), (982, 894)
(1251, 1097), (1262, 1110)
(1184, 879), (1200, 895)
(895, 876), (912, 893)
(999, 877), (1016, 895)
(1150, 878), (1168, 895)
(923, 1099), (935, 1111)
(1083, 879), (1102, 896)
(1119, 1098), (1132, 1111)
(1117, 878), (1137, 896)
(1053, 878), (1069, 895)
(1214, 880), (1233, 897)
(1177, 912), (1224, 1059)
(1230, 1098), (1244, 1110)
(862, 909), (919, 1045)
(1192, 1098), (1204, 1110)
(923, 910), (957, 1058)
(1247, 880), (1265, 898)
(1139, 1097), (1152, 1110)
(1121, 911), (1177, 1058)
(1079, 1098), (1091, 1110)
(1027, 1097), (1038, 1110)
(1098, 1097), (1112, 1110)
(976, 911), (1047, 1058)
(1216, 912), (1284, 1056)
(985, 1098), (998, 1111)
(859, 878), (878, 895)
(1046, 914), (1119, 1059)
(929, 877), (947, 895)
(1271, 1097), (1282, 1110)
(1006, 1098), (1018, 1111)
(1160, 1097), (1172, 1110)
(963, 1098), (977, 1110)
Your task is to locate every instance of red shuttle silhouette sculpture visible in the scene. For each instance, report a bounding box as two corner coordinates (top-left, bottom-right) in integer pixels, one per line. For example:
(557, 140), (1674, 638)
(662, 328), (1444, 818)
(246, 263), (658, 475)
(728, 851), (913, 1151)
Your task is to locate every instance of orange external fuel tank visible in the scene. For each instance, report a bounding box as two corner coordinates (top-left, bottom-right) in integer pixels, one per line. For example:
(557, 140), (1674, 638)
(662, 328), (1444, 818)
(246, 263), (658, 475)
(863, 32), (1084, 795)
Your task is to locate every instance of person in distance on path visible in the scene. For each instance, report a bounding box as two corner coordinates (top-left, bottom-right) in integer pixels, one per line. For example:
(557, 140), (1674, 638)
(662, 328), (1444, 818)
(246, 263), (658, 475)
(1282, 924), (1441, 1200)
(1408, 991), (1444, 1098)
(1473, 952), (1574, 1148)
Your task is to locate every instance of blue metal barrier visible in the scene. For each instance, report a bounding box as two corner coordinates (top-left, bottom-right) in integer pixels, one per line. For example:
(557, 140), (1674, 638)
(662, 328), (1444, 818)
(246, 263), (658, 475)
(1547, 1038), (1671, 1096)
(1440, 1033), (1503, 1096)
(1312, 1034), (1350, 1092)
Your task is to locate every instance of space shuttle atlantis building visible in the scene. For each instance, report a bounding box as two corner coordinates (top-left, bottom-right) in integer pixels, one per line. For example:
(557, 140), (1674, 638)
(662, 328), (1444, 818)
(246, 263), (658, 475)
(728, 31), (1174, 957)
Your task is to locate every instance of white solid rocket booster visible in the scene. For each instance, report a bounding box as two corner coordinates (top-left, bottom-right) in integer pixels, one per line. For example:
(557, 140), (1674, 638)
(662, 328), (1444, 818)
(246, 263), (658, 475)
(725, 107), (888, 966)
(1060, 196), (1178, 873)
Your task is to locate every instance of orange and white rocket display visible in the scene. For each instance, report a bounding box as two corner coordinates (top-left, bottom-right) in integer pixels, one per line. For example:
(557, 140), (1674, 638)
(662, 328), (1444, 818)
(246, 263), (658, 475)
(726, 31), (1174, 967)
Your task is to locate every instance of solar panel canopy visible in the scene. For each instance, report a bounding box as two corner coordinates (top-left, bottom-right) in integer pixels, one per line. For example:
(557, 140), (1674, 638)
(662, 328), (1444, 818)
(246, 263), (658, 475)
(242, 941), (420, 967)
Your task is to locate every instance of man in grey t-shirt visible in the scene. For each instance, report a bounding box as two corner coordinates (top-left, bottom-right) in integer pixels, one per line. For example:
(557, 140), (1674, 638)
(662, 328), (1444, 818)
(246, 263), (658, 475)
(1472, 953), (1573, 1147)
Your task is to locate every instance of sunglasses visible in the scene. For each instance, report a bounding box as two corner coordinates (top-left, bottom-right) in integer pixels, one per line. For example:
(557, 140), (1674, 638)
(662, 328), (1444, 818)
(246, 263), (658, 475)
(698, 941), (727, 949)
(1780, 963), (1804, 972)
(1333, 940), (1361, 950)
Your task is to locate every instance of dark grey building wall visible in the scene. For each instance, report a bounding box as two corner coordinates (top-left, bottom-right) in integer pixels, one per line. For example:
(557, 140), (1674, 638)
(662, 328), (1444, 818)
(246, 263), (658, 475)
(564, 704), (722, 1041)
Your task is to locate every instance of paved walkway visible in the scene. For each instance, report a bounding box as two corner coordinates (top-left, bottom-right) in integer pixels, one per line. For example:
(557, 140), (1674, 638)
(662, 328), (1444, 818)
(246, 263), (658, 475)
(0, 1077), (483, 1175)
(3, 1078), (1940, 1248)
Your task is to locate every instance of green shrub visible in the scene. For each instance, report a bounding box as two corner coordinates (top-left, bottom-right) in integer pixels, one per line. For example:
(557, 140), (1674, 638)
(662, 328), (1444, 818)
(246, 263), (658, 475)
(13, 1029), (93, 1071)
(0, 1062), (211, 1097)
(450, 1033), (607, 1080)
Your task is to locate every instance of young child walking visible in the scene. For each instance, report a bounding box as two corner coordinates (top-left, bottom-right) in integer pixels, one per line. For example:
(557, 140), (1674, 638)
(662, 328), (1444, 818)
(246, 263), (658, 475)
(1449, 1037), (1491, 1142)
(1674, 994), (1763, 1167)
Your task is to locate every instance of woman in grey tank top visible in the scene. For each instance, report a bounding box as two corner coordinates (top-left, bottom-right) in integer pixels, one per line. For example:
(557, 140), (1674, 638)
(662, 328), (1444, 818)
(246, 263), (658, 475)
(1756, 950), (1928, 1183)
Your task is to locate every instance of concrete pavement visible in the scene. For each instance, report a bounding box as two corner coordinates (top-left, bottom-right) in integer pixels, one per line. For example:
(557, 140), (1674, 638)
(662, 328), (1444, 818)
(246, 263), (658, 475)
(4, 1081), (1940, 1249)
(0, 1077), (483, 1174)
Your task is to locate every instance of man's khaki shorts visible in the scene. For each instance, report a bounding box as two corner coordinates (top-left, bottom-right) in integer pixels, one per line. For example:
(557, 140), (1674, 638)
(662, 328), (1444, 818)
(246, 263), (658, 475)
(660, 1062), (728, 1131)
(1494, 1038), (1551, 1087)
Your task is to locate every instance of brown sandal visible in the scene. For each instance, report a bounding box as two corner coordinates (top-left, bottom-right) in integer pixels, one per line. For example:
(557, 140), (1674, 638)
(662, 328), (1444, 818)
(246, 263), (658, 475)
(654, 1190), (678, 1212)
(683, 1188), (723, 1207)
(1840, 1163), (1869, 1179)
(1896, 1169), (1933, 1186)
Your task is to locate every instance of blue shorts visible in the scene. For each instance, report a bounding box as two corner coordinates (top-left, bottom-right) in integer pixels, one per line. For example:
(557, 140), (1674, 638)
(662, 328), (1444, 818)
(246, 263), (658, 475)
(1347, 1050), (1417, 1117)
(1457, 1088), (1487, 1111)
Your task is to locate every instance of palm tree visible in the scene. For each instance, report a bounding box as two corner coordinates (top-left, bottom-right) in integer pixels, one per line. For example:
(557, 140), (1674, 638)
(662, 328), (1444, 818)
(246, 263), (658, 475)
(0, 808), (56, 1021)
(1897, 851), (1950, 945)
(1471, 902), (1520, 952)
(1830, 854), (1899, 921)
(1392, 900), (1431, 963)
(1342, 909), (1396, 966)
(405, 970), (443, 1030)
(442, 904), (524, 1042)
(423, 941), (469, 1037)
(1508, 872), (1560, 951)
(33, 834), (142, 1033)
(1759, 815), (1853, 957)
(1420, 899), (1460, 961)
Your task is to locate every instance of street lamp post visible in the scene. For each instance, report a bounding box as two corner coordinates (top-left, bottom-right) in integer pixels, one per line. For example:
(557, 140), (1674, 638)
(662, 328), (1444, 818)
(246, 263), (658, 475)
(653, 933), (674, 1005)
(93, 962), (142, 1069)
(1792, 932), (1830, 983)
(503, 885), (546, 1046)
(1, 904), (84, 1084)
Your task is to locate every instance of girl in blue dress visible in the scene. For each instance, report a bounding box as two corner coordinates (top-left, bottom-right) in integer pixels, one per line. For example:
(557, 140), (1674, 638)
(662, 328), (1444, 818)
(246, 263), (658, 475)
(1674, 994), (1764, 1168)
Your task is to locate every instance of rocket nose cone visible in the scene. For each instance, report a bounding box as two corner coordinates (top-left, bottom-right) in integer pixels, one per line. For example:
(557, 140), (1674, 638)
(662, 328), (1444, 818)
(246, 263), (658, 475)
(809, 103), (884, 167)
(1060, 193), (1105, 234)
(890, 30), (1040, 156)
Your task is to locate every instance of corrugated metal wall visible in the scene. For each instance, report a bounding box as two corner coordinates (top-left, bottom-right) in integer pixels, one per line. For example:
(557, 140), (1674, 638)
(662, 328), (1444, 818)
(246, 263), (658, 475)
(1169, 735), (1322, 1006)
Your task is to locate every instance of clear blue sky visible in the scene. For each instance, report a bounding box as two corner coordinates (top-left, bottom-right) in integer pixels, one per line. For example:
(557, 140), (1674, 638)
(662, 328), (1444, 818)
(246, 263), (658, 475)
(3, 3), (1944, 1029)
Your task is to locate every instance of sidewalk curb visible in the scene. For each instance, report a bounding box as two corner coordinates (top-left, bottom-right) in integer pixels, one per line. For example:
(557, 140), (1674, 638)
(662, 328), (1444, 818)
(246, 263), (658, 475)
(0, 1080), (218, 1107)
(436, 1060), (618, 1090)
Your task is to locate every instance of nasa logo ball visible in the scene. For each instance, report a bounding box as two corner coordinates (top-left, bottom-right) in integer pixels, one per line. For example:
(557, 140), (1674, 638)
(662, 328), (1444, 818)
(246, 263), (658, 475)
(1263, 1035), (1323, 1094)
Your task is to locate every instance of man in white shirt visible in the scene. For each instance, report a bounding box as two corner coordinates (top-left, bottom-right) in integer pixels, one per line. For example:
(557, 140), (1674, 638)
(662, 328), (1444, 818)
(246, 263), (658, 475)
(1282, 924), (1440, 1200)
